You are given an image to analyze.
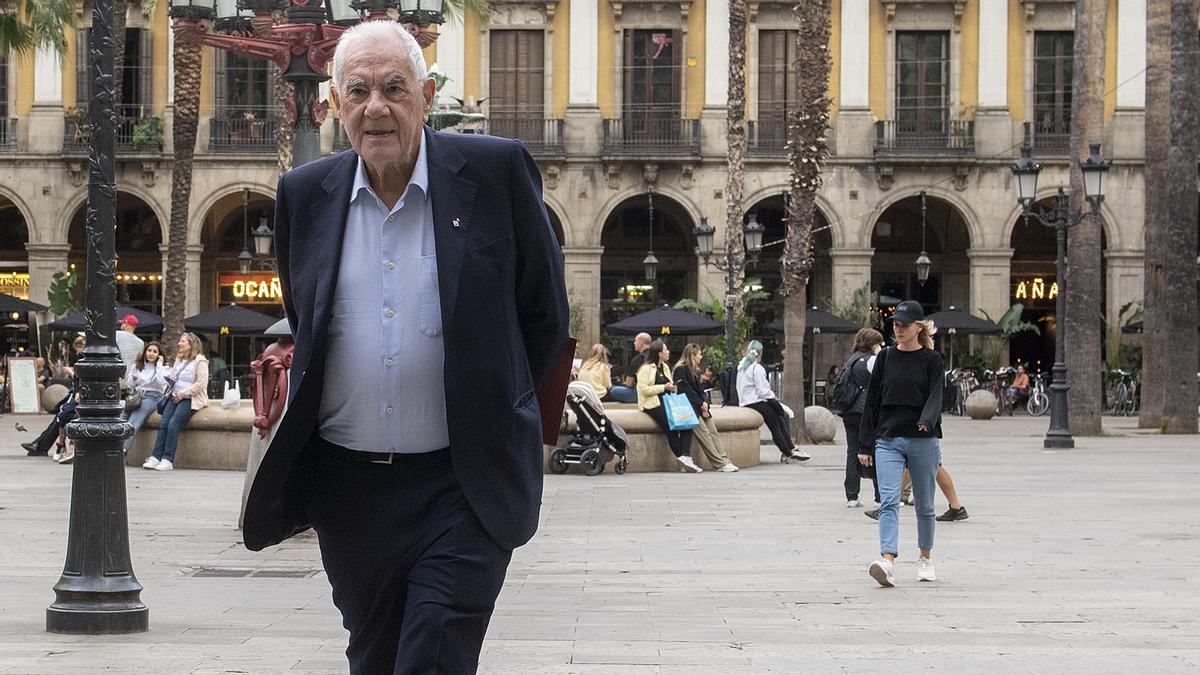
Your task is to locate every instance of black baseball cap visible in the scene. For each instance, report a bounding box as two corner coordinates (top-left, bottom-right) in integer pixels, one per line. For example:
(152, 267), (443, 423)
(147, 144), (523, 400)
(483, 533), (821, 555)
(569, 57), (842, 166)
(892, 300), (925, 324)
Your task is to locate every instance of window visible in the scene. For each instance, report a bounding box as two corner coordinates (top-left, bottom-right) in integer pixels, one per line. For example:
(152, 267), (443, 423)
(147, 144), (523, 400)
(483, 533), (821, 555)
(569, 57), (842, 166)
(489, 30), (544, 119)
(622, 28), (681, 127)
(218, 51), (273, 115)
(895, 32), (949, 137)
(1034, 31), (1073, 144)
(76, 28), (153, 116)
(757, 30), (798, 147)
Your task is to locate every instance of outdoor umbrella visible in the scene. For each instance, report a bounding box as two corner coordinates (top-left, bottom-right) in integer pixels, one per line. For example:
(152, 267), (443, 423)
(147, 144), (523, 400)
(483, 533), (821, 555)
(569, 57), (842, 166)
(49, 305), (163, 334)
(767, 308), (861, 404)
(607, 305), (724, 336)
(924, 306), (1001, 369)
(0, 292), (48, 314)
(264, 317), (291, 337)
(183, 304), (278, 335)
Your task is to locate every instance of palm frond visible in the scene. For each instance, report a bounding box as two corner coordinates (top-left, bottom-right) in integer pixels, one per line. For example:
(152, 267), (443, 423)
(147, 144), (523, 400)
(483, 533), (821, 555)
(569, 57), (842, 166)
(142, 0), (158, 22)
(0, 11), (35, 53)
(24, 0), (75, 56)
(440, 0), (491, 25)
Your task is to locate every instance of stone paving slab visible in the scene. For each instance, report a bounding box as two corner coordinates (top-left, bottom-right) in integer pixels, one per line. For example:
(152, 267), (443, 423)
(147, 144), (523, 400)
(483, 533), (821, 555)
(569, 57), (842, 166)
(0, 412), (1197, 673)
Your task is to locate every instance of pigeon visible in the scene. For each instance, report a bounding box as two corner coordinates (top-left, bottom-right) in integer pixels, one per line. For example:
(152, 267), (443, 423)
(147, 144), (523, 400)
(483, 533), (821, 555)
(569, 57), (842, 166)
(14, 423), (27, 432)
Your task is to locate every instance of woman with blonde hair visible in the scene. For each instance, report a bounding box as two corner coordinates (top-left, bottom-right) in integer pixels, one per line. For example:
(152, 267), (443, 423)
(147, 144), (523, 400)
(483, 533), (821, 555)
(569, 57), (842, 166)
(673, 343), (738, 472)
(144, 332), (209, 471)
(577, 343), (614, 401)
(857, 300), (944, 587)
(736, 340), (809, 463)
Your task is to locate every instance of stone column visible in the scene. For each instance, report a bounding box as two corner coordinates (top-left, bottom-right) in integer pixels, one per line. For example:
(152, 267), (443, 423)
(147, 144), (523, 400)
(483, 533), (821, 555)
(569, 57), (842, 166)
(974, 0), (1013, 157)
(967, 248), (1013, 322)
(564, 0), (602, 155)
(28, 46), (66, 154)
(563, 246), (603, 350)
(1111, 0), (1146, 159)
(1104, 250), (1145, 330)
(186, 245), (204, 317)
(829, 247), (874, 308)
(836, 0), (874, 158)
(25, 244), (71, 313)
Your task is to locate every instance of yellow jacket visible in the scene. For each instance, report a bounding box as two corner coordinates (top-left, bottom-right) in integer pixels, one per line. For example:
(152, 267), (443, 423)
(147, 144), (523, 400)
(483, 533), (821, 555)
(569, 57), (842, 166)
(636, 362), (672, 411)
(577, 361), (611, 399)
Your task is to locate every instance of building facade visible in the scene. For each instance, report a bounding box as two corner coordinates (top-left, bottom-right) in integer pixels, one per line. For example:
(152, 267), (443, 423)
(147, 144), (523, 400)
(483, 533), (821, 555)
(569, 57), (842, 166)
(0, 0), (1160, 370)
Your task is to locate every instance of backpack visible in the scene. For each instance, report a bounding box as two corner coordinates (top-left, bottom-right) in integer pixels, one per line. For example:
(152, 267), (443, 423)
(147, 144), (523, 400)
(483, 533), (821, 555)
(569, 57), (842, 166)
(828, 352), (870, 415)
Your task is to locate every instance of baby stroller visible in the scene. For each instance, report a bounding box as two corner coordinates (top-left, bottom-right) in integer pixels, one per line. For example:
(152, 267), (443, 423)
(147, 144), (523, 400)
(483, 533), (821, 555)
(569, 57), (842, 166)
(549, 381), (629, 476)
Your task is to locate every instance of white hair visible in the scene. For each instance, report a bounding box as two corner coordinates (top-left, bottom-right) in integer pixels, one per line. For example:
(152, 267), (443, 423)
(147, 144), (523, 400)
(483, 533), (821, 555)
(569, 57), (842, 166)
(331, 21), (428, 90)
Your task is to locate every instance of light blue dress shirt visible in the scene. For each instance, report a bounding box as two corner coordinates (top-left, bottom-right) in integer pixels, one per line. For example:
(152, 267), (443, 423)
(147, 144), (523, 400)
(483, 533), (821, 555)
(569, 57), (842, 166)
(317, 134), (450, 454)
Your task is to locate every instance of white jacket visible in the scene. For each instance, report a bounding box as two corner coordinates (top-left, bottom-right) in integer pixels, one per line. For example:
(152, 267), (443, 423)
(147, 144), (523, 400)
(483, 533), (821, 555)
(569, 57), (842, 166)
(127, 360), (168, 395)
(736, 362), (775, 405)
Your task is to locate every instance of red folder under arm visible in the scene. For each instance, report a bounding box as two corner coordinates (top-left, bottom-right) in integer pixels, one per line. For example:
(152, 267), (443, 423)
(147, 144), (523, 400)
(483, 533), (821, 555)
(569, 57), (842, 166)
(536, 337), (577, 446)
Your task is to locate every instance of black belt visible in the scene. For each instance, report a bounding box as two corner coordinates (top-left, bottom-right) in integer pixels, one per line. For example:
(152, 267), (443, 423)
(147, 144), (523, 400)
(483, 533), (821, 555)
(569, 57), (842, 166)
(314, 436), (448, 464)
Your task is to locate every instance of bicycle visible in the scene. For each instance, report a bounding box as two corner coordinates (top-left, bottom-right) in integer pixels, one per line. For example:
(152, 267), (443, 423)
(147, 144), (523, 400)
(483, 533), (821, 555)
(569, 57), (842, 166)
(945, 369), (977, 416)
(1106, 369), (1138, 417)
(1026, 372), (1049, 416)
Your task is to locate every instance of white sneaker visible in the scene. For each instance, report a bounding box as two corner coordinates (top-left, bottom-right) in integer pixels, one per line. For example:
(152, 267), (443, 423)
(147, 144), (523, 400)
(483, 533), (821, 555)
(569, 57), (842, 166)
(791, 449), (812, 461)
(142, 457), (160, 469)
(847, 499), (864, 508)
(868, 559), (896, 587)
(719, 463), (740, 473)
(154, 459), (174, 471)
(917, 557), (936, 582)
(676, 456), (703, 473)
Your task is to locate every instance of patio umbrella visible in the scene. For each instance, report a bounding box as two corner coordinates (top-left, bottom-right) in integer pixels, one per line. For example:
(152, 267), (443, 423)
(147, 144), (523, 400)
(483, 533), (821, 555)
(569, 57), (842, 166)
(49, 305), (163, 334)
(264, 317), (291, 337)
(607, 305), (724, 336)
(767, 308), (861, 404)
(924, 306), (1001, 369)
(0, 292), (48, 314)
(183, 304), (278, 335)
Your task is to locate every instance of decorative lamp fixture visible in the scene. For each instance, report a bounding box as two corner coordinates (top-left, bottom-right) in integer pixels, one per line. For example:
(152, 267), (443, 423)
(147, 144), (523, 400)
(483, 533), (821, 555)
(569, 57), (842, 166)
(1080, 143), (1111, 203)
(168, 0), (217, 21)
(214, 0), (253, 30)
(398, 0), (445, 26)
(694, 216), (715, 261)
(642, 252), (659, 281)
(744, 213), (765, 261)
(237, 248), (254, 275)
(252, 217), (273, 257)
(915, 191), (931, 285)
(329, 0), (363, 24)
(1011, 142), (1041, 206)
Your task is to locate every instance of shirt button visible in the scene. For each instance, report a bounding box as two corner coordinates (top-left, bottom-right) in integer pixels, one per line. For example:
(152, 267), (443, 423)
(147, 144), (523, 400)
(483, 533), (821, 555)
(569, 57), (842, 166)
(385, 358), (394, 367)
(387, 215), (396, 222)
(388, 447), (396, 453)
(386, 406), (394, 414)
(387, 261), (396, 270)
(386, 309), (396, 318)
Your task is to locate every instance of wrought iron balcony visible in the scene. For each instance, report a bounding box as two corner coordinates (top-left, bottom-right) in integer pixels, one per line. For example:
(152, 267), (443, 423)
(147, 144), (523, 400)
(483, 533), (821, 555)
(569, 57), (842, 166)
(0, 118), (15, 149)
(1031, 120), (1071, 154)
(483, 117), (565, 156)
(874, 118), (975, 156)
(208, 106), (277, 154)
(63, 107), (163, 154)
(602, 114), (700, 156)
(747, 119), (788, 156)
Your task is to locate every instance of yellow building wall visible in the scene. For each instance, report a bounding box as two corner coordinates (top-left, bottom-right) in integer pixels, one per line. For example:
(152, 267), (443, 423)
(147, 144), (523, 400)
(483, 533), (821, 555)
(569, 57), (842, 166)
(685, 0), (705, 118)
(1007, 0), (1024, 122)
(868, 0), (886, 119)
(200, 46), (213, 115)
(597, 0), (615, 117)
(152, 0), (169, 115)
(959, 0), (979, 119)
(1104, 0), (1117, 120)
(829, 0), (841, 118)
(553, 0), (570, 116)
(463, 12), (481, 102)
(62, 27), (77, 110)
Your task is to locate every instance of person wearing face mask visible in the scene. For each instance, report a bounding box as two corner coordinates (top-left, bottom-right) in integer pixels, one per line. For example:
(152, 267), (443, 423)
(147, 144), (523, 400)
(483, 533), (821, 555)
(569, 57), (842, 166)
(838, 328), (884, 508)
(857, 301), (944, 587)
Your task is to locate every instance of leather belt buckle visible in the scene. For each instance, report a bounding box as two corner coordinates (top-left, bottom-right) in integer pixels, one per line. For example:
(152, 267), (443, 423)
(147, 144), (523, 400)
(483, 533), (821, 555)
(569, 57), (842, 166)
(370, 453), (394, 464)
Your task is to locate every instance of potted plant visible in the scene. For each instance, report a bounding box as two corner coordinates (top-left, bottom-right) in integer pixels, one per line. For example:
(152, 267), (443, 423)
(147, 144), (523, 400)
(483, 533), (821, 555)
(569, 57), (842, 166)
(131, 116), (164, 150)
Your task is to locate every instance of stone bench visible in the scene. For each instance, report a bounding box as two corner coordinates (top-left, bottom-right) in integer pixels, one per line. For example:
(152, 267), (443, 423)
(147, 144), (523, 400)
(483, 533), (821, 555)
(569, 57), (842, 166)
(127, 400), (768, 474)
(546, 405), (765, 473)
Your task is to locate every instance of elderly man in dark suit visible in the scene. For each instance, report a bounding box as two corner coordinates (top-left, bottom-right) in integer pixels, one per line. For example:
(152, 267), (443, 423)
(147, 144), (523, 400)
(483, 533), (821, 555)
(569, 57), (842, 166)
(242, 20), (569, 674)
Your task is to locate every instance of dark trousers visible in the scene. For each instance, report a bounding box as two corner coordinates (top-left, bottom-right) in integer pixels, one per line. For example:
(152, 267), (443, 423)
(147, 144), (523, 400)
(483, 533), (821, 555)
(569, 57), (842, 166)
(643, 405), (694, 458)
(745, 400), (795, 454)
(841, 414), (879, 502)
(32, 393), (75, 452)
(302, 438), (513, 675)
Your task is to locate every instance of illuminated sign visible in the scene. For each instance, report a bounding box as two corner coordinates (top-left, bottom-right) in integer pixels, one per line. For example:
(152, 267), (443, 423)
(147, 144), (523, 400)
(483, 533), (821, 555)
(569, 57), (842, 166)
(219, 274), (282, 304)
(0, 272), (30, 300)
(1012, 276), (1058, 308)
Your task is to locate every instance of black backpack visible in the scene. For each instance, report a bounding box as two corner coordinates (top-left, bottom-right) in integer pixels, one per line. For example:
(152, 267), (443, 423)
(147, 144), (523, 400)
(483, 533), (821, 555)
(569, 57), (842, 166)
(828, 353), (870, 415)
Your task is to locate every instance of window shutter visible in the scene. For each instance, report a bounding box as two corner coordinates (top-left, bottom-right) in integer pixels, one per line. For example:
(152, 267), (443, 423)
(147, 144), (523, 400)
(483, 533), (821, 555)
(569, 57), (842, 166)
(77, 28), (91, 109)
(214, 49), (228, 112)
(139, 28), (154, 110)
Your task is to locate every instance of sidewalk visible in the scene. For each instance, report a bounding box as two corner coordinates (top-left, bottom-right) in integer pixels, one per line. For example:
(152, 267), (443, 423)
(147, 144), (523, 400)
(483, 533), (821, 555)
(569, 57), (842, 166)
(1, 412), (1197, 673)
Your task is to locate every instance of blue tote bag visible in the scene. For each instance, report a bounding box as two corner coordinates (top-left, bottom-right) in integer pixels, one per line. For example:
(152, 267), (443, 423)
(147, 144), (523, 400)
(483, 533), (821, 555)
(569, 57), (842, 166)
(662, 393), (700, 431)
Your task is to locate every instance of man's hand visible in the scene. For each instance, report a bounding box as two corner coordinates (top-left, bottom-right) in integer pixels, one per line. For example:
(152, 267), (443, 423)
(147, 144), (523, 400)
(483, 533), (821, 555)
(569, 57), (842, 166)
(857, 453), (873, 467)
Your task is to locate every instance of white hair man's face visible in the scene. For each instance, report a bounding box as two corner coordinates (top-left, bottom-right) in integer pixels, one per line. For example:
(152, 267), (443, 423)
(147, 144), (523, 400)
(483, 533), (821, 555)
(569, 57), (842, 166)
(331, 37), (435, 172)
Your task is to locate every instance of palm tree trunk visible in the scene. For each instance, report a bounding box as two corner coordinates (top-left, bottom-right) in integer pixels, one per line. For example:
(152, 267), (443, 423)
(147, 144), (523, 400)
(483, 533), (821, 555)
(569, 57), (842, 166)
(781, 0), (831, 444)
(112, 0), (127, 114)
(1160, 0), (1199, 433)
(256, 11), (294, 173)
(725, 0), (747, 331)
(1139, 0), (1170, 428)
(1064, 0), (1107, 435)
(164, 38), (201, 349)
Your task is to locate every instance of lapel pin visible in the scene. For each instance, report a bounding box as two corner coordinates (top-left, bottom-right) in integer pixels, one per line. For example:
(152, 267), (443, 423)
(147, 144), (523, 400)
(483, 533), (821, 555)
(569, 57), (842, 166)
(451, 218), (461, 229)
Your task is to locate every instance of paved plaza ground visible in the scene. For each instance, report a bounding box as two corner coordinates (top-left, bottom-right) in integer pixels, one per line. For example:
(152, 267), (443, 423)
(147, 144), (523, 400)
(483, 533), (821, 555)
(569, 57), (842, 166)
(0, 411), (1197, 673)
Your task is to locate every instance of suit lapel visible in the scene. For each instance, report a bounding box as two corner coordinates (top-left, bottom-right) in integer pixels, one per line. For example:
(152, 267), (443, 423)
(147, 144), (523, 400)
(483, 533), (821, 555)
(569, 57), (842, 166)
(425, 127), (478, 331)
(309, 151), (357, 342)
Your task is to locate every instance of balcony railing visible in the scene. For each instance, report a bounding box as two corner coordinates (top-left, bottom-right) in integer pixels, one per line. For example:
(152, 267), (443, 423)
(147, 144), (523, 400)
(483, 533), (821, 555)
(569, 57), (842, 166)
(1031, 120), (1071, 153)
(63, 107), (163, 153)
(602, 114), (700, 155)
(748, 119), (788, 156)
(482, 117), (564, 155)
(209, 107), (277, 154)
(0, 118), (15, 149)
(874, 118), (975, 155)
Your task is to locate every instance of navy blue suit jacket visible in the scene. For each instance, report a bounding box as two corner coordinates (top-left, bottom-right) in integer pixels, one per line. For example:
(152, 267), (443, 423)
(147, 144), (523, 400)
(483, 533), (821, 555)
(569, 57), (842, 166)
(243, 127), (570, 552)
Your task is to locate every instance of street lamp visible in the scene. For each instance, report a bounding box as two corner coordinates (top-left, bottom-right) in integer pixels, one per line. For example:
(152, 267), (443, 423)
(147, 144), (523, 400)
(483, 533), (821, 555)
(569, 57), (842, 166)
(47, 0), (148, 634)
(915, 191), (931, 285)
(170, 0), (447, 168)
(252, 217), (274, 258)
(1010, 132), (1110, 449)
(695, 213), (767, 402)
(643, 191), (657, 281)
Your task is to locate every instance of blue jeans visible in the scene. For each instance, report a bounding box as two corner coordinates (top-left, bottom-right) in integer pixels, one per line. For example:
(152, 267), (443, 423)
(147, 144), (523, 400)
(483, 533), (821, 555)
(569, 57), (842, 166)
(152, 397), (196, 462)
(123, 392), (162, 452)
(608, 385), (637, 403)
(875, 436), (940, 557)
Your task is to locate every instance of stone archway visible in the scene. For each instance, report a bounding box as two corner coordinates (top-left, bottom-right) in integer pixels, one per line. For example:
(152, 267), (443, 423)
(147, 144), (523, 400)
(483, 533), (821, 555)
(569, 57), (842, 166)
(545, 206), (565, 247)
(0, 196), (32, 355)
(870, 192), (972, 312)
(67, 192), (164, 314)
(200, 189), (280, 318)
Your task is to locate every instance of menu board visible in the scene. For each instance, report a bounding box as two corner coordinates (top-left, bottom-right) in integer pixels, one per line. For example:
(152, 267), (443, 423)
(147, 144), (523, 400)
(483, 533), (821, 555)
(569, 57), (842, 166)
(5, 357), (40, 414)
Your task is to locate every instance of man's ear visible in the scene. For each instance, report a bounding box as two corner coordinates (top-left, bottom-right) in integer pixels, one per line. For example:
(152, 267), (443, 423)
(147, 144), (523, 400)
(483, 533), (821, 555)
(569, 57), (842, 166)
(422, 78), (436, 111)
(330, 85), (341, 112)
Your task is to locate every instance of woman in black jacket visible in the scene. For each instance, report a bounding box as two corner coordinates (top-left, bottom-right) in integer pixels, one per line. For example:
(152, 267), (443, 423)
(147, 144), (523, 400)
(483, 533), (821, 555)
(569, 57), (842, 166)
(673, 344), (737, 472)
(839, 328), (884, 508)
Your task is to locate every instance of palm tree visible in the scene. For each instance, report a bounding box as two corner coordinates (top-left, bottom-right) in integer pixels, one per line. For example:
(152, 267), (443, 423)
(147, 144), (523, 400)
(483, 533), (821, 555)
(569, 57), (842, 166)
(1139, 0), (1169, 428)
(724, 0), (747, 350)
(0, 0), (74, 55)
(163, 35), (202, 347)
(1064, 0), (1107, 435)
(779, 0), (831, 443)
(1159, 0), (1199, 433)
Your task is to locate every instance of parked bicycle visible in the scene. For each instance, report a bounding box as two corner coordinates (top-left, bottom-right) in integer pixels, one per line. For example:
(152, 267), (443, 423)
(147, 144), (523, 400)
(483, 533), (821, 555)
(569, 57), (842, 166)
(1107, 369), (1138, 416)
(1026, 372), (1050, 416)
(945, 368), (978, 416)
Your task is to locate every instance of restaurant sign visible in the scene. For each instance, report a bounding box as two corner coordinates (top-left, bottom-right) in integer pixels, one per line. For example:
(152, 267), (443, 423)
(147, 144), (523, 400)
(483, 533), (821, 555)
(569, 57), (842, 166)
(0, 272), (30, 300)
(1011, 275), (1058, 309)
(218, 273), (282, 304)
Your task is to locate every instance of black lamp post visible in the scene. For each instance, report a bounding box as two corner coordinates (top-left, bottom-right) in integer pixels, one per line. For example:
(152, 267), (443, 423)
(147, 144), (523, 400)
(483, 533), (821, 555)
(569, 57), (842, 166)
(915, 191), (931, 285)
(642, 191), (657, 282)
(46, 0), (148, 634)
(695, 213), (765, 402)
(1011, 134), (1110, 449)
(238, 188), (253, 275)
